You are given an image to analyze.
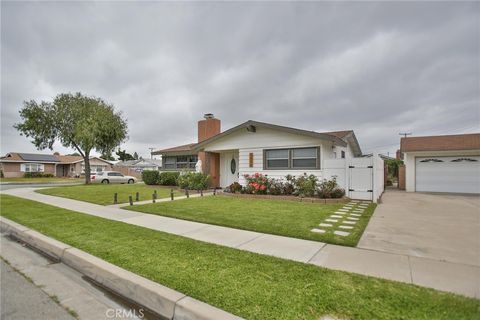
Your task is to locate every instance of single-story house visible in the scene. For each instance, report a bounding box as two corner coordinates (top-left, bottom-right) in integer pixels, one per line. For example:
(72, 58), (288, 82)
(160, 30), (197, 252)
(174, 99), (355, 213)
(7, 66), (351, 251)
(0, 152), (113, 178)
(400, 133), (480, 194)
(153, 114), (385, 202)
(115, 159), (163, 172)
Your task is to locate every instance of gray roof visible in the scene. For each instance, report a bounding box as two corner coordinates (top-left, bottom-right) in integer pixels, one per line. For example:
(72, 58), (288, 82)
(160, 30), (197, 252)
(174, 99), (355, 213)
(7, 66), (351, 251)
(194, 120), (348, 151)
(18, 153), (59, 162)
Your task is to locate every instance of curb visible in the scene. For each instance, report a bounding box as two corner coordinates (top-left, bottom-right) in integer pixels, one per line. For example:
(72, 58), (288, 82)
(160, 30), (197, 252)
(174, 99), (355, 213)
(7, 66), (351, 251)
(0, 217), (243, 320)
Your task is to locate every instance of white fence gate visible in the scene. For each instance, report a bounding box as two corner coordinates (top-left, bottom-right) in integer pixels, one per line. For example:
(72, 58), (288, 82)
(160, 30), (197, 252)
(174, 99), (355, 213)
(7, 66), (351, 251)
(348, 160), (374, 201)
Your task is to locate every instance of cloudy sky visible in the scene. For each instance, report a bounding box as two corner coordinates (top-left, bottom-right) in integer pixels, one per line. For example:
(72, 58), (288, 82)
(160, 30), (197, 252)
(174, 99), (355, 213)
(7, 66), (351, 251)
(1, 1), (479, 159)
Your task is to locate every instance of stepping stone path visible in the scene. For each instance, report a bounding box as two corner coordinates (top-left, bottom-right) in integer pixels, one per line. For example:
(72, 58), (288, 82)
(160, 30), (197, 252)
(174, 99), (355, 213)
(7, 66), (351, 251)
(310, 201), (371, 236)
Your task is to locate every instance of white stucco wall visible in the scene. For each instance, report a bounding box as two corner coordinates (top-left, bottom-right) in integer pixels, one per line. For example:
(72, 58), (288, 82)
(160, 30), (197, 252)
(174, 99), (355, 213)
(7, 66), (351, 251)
(404, 149), (480, 192)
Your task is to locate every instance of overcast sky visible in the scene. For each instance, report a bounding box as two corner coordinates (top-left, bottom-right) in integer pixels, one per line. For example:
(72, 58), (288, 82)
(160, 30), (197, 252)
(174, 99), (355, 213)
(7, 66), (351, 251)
(1, 1), (479, 159)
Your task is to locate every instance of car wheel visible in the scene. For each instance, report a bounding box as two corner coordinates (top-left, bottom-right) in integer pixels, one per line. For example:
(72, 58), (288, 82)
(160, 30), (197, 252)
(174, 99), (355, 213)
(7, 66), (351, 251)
(128, 179), (134, 184)
(102, 179), (109, 184)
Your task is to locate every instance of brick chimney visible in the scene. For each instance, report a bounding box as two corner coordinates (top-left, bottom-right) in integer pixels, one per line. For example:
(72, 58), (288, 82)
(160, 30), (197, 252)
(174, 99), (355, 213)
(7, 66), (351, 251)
(197, 114), (221, 188)
(198, 113), (221, 142)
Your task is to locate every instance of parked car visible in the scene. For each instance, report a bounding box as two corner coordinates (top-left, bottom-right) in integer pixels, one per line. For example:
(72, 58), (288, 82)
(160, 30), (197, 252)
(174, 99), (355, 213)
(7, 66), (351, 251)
(91, 171), (137, 184)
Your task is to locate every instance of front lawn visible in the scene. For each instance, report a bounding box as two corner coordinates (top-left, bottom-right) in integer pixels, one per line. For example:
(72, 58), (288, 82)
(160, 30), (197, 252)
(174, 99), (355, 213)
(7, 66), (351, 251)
(36, 184), (182, 205)
(1, 195), (478, 320)
(126, 196), (375, 246)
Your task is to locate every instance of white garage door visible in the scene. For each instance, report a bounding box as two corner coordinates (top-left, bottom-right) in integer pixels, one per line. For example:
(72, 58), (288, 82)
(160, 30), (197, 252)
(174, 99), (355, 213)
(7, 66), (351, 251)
(416, 156), (480, 193)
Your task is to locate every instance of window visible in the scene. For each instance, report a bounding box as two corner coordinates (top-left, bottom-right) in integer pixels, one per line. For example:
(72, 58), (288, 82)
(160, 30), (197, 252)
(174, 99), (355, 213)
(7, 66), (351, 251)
(264, 147), (320, 170)
(341, 150), (346, 159)
(21, 163), (44, 172)
(81, 165), (106, 173)
(292, 148), (317, 168)
(163, 155), (198, 170)
(265, 149), (289, 169)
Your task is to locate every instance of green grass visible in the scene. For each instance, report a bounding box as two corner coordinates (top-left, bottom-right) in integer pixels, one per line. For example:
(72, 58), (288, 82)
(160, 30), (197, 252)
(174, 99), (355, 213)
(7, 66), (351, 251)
(35, 184), (183, 205)
(125, 196), (374, 246)
(1, 195), (478, 320)
(0, 177), (82, 184)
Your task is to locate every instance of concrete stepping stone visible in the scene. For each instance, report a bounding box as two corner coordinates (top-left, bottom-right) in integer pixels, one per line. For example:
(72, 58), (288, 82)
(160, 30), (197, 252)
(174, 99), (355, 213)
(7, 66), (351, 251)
(319, 223), (332, 227)
(344, 205), (353, 208)
(338, 208), (349, 211)
(334, 230), (350, 236)
(311, 228), (326, 233)
(347, 217), (359, 221)
(350, 213), (361, 217)
(343, 221), (356, 225)
(339, 225), (353, 230)
(325, 219), (338, 223)
(334, 211), (346, 215)
(353, 209), (364, 212)
(331, 215), (342, 218)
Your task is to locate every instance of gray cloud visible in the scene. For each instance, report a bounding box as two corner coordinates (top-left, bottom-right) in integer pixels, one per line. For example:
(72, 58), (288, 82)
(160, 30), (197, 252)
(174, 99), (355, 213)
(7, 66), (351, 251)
(1, 1), (479, 158)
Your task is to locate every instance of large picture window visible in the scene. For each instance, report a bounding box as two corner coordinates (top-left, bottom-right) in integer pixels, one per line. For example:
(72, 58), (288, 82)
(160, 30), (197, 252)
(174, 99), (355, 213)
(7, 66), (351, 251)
(264, 147), (319, 170)
(21, 163), (44, 172)
(163, 155), (198, 170)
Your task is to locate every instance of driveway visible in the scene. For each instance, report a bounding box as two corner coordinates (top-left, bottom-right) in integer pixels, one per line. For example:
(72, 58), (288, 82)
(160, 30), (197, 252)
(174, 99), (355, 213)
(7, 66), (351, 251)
(358, 190), (480, 267)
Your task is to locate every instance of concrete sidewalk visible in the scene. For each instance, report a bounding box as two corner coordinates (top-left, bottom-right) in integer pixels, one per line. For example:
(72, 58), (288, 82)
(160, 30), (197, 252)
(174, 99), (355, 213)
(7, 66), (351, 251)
(2, 188), (479, 298)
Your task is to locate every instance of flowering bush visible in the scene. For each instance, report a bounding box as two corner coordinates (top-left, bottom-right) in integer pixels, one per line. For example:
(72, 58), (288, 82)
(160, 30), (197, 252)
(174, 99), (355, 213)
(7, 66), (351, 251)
(317, 176), (345, 198)
(244, 173), (271, 194)
(290, 173), (318, 197)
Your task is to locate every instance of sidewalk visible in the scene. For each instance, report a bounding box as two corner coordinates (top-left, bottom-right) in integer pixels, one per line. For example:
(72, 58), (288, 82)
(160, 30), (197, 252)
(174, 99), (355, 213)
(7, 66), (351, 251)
(2, 187), (479, 298)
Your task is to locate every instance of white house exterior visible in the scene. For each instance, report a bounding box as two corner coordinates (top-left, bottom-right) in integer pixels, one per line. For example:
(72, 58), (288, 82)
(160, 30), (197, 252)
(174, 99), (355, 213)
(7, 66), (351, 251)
(153, 115), (385, 202)
(401, 134), (480, 194)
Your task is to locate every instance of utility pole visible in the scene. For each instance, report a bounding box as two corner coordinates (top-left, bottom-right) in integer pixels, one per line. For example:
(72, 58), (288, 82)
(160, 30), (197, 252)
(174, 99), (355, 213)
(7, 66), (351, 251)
(399, 132), (412, 138)
(148, 147), (155, 159)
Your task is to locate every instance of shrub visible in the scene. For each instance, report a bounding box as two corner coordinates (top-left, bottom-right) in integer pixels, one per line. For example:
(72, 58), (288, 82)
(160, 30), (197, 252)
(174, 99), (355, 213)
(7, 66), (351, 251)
(291, 173), (318, 197)
(177, 172), (210, 190)
(330, 187), (346, 199)
(159, 172), (180, 186)
(228, 182), (243, 193)
(268, 179), (284, 195)
(283, 175), (295, 195)
(142, 170), (160, 185)
(23, 172), (53, 178)
(317, 176), (345, 199)
(244, 173), (271, 194)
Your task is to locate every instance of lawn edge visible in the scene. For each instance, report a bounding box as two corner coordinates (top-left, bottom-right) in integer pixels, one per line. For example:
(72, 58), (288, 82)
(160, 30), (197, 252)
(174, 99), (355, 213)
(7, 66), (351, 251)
(0, 216), (243, 320)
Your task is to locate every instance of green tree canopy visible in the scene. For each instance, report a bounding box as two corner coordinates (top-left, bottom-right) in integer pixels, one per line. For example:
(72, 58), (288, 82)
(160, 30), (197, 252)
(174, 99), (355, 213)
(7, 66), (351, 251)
(116, 149), (135, 161)
(15, 92), (128, 183)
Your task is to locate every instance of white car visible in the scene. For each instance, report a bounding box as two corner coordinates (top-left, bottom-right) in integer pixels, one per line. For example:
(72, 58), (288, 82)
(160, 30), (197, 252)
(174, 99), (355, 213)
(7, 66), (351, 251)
(91, 171), (137, 184)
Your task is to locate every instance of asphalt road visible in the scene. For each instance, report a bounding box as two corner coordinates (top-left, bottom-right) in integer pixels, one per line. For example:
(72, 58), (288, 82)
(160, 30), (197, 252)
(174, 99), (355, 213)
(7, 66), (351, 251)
(1, 259), (75, 320)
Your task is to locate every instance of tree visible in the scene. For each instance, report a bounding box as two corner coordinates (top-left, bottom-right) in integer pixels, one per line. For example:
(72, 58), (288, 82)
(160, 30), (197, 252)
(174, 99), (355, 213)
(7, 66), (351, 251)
(15, 92), (128, 184)
(100, 151), (115, 161)
(67, 152), (81, 156)
(116, 149), (135, 161)
(133, 152), (139, 160)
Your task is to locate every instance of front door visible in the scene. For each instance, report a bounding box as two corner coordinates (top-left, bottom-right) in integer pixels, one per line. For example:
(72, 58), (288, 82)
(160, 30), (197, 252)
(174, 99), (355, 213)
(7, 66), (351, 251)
(220, 151), (239, 188)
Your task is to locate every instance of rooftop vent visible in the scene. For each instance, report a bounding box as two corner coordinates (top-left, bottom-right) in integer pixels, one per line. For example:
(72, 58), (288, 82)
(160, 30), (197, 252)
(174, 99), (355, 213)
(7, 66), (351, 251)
(204, 113), (215, 119)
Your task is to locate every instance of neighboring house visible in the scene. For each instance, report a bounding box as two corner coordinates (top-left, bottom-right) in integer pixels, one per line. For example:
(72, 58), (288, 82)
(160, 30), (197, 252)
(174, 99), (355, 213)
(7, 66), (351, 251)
(115, 159), (162, 172)
(152, 114), (385, 202)
(0, 152), (113, 178)
(400, 133), (480, 194)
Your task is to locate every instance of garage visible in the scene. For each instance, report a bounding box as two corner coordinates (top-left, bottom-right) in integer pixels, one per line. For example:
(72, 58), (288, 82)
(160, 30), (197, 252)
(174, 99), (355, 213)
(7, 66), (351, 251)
(401, 133), (480, 194)
(415, 156), (480, 193)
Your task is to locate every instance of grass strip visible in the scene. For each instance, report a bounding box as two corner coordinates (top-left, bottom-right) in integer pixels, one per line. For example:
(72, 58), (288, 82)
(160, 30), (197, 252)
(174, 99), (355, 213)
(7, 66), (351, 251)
(36, 184), (182, 205)
(126, 196), (375, 246)
(1, 194), (478, 320)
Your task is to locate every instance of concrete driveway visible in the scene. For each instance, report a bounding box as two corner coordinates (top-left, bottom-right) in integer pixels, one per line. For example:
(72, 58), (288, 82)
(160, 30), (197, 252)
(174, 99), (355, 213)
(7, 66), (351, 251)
(358, 190), (480, 267)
